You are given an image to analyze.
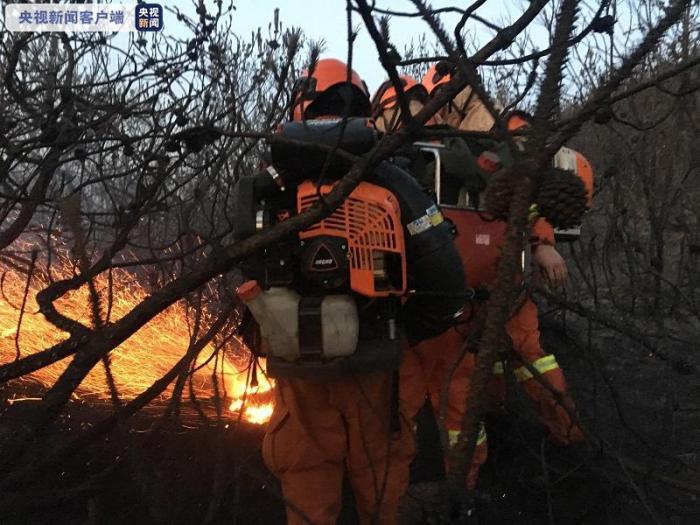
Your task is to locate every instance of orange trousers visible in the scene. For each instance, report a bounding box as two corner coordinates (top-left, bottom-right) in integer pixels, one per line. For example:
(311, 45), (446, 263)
(403, 327), (488, 490)
(403, 297), (583, 492)
(490, 297), (584, 445)
(262, 370), (417, 525)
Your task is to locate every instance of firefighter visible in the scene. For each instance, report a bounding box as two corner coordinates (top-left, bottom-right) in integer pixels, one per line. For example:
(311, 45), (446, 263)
(370, 65), (585, 490)
(421, 61), (499, 132)
(371, 74), (488, 489)
(252, 58), (465, 525)
(486, 110), (590, 444)
(418, 62), (585, 449)
(371, 75), (441, 134)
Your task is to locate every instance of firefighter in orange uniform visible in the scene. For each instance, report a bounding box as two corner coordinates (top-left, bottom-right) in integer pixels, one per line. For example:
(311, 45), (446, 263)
(488, 110), (589, 446)
(418, 62), (584, 450)
(372, 75), (442, 134)
(421, 61), (500, 132)
(371, 74), (488, 490)
(247, 59), (465, 525)
(371, 64), (586, 491)
(262, 60), (411, 525)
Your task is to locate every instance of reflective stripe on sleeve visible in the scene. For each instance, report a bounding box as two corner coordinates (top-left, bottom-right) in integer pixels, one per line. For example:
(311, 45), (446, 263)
(492, 354), (561, 382)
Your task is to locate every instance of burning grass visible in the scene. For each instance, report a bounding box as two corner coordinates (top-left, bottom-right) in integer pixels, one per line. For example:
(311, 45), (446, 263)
(0, 251), (273, 425)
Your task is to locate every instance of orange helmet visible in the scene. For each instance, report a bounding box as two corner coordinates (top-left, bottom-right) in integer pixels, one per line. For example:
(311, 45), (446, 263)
(505, 110), (534, 133)
(289, 58), (370, 121)
(371, 75), (428, 114)
(422, 61), (455, 96)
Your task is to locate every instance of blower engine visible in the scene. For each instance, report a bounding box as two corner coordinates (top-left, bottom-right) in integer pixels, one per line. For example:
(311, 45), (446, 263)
(232, 118), (465, 380)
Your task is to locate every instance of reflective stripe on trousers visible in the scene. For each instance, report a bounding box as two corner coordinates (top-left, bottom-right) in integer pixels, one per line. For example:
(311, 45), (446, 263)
(448, 422), (487, 448)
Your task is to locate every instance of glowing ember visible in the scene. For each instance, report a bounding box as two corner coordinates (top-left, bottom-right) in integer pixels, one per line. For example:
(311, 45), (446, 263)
(0, 250), (274, 424)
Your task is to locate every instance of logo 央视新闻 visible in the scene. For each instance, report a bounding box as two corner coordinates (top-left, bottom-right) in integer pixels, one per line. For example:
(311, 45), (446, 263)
(135, 3), (163, 32)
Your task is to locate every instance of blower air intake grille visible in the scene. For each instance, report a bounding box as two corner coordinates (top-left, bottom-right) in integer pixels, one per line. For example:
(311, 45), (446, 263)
(297, 181), (406, 297)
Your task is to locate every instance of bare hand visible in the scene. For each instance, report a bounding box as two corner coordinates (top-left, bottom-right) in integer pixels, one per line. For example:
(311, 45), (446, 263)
(533, 244), (568, 288)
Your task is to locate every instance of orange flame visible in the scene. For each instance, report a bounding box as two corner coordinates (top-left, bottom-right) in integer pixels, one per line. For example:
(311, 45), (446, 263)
(0, 253), (273, 424)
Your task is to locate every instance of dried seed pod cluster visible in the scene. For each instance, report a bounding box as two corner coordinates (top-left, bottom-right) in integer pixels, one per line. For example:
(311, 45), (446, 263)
(535, 167), (589, 228)
(484, 167), (588, 228)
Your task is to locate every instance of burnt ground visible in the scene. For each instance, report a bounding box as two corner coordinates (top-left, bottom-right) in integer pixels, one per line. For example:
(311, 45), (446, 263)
(1, 314), (700, 525)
